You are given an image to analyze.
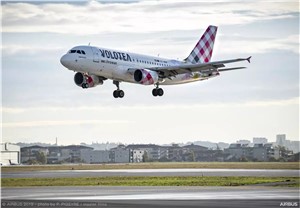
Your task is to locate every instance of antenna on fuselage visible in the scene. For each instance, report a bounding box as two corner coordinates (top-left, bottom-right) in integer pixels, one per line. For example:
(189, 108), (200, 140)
(88, 42), (91, 46)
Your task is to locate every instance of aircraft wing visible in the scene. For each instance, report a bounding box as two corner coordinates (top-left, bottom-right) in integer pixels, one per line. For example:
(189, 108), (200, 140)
(149, 56), (251, 78)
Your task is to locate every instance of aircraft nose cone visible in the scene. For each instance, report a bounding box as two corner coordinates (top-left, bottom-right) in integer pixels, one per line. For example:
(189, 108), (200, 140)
(60, 54), (68, 67)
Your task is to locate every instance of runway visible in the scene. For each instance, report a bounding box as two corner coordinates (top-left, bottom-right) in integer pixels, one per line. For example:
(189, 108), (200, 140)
(2, 168), (299, 178)
(2, 186), (299, 208)
(2, 169), (299, 207)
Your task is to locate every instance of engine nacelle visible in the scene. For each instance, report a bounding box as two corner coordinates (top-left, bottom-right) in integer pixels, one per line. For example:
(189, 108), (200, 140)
(74, 72), (103, 88)
(133, 69), (159, 85)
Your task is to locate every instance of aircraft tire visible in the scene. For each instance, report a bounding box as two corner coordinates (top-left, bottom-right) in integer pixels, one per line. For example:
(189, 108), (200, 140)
(158, 88), (164, 96)
(113, 90), (119, 98)
(118, 90), (124, 98)
(152, 89), (158, 96)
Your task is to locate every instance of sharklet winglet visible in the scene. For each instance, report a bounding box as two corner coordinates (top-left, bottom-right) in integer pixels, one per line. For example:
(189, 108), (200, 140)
(247, 56), (252, 63)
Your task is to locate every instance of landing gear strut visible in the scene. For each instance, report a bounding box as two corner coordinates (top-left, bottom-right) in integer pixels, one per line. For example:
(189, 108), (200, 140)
(152, 84), (164, 97)
(113, 80), (124, 98)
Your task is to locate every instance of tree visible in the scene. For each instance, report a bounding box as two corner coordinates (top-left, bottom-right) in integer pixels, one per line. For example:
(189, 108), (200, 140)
(239, 156), (248, 162)
(158, 156), (170, 162)
(36, 151), (47, 164)
(279, 146), (292, 158)
(26, 159), (38, 165)
(268, 157), (278, 162)
(142, 151), (148, 162)
(187, 151), (195, 162)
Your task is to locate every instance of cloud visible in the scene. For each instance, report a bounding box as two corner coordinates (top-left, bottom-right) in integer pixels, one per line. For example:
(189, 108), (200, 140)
(2, 1), (298, 57)
(2, 44), (64, 56)
(2, 119), (132, 128)
(2, 96), (298, 143)
(219, 34), (299, 54)
(2, 1), (298, 35)
(2, 97), (298, 115)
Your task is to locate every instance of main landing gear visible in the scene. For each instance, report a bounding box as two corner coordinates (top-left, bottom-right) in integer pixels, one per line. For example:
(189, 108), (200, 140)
(152, 84), (164, 97)
(113, 80), (124, 98)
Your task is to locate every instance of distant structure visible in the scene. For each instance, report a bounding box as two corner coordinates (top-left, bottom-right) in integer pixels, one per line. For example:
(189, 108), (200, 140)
(225, 143), (280, 161)
(16, 134), (299, 164)
(21, 145), (92, 164)
(276, 134), (286, 146)
(253, 137), (268, 144)
(110, 145), (131, 163)
(1, 143), (21, 165)
(275, 134), (299, 154)
(81, 149), (110, 163)
(236, 140), (251, 145)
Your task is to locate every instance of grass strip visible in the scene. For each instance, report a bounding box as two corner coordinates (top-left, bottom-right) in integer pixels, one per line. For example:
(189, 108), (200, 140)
(2, 176), (299, 187)
(2, 162), (300, 172)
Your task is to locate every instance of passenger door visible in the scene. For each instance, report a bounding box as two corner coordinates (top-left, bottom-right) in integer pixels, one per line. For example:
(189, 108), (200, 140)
(91, 47), (99, 63)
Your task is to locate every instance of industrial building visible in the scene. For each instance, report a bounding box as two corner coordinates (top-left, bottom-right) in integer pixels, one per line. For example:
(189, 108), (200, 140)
(80, 149), (110, 163)
(1, 143), (21, 165)
(225, 143), (280, 161)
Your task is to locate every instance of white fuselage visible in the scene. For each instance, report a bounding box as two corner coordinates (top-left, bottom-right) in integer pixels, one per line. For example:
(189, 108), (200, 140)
(60, 45), (217, 86)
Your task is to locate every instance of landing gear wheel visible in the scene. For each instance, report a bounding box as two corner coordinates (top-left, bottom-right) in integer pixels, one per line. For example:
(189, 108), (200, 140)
(153, 83), (164, 97)
(113, 90), (125, 98)
(118, 90), (124, 98)
(113, 90), (119, 98)
(112, 81), (125, 98)
(157, 88), (164, 96)
(152, 88), (163, 97)
(152, 89), (158, 96)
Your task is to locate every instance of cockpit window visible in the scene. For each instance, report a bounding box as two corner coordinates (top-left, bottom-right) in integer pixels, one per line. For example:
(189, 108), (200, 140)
(69, 49), (86, 55)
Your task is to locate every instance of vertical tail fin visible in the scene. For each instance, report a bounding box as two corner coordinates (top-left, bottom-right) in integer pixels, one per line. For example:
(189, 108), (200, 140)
(185, 25), (218, 63)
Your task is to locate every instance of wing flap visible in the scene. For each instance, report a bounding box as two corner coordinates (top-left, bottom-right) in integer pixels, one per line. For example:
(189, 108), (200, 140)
(218, 67), (246, 72)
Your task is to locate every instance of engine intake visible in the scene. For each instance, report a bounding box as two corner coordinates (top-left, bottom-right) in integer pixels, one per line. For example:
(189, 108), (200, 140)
(74, 72), (103, 88)
(133, 69), (158, 85)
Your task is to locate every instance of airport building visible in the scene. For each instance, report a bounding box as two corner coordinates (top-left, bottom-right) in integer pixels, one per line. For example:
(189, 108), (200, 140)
(126, 144), (168, 161)
(236, 140), (251, 145)
(225, 143), (280, 161)
(253, 137), (268, 144)
(21, 145), (93, 164)
(275, 134), (299, 154)
(21, 145), (49, 164)
(80, 149), (110, 163)
(131, 149), (145, 163)
(110, 145), (131, 163)
(276, 134), (286, 146)
(1, 143), (21, 165)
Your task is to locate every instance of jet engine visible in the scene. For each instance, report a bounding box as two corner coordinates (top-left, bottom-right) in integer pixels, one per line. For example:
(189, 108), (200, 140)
(133, 69), (159, 85)
(74, 72), (103, 88)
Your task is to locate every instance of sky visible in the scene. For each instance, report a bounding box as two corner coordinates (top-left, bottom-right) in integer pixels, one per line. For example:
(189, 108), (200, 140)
(1, 0), (299, 145)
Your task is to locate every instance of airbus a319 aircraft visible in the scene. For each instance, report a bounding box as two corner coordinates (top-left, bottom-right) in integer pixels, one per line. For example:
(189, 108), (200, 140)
(60, 25), (251, 98)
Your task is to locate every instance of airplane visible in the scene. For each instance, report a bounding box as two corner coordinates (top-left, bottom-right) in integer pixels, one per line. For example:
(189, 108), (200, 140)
(60, 25), (251, 98)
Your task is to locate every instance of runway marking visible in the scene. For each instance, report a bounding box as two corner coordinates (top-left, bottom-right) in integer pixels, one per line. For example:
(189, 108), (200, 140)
(44, 169), (299, 173)
(32, 191), (299, 200)
(3, 188), (298, 201)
